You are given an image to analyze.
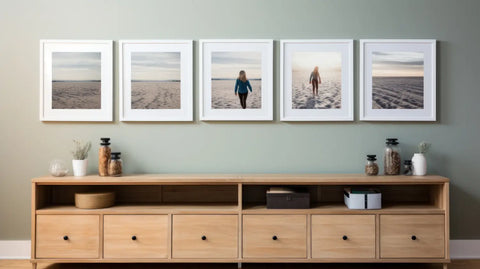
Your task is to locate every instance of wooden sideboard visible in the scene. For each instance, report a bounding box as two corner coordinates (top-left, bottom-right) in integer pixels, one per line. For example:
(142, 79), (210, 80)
(31, 174), (450, 268)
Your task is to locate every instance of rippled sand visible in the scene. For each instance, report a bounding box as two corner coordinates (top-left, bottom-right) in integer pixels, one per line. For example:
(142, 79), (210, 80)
(131, 81), (180, 109)
(372, 77), (424, 109)
(52, 81), (101, 109)
(211, 80), (262, 109)
(292, 72), (341, 109)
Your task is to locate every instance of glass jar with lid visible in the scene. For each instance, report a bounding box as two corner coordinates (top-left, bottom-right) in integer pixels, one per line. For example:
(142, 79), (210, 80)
(98, 138), (111, 176)
(365, 155), (379, 176)
(384, 138), (401, 175)
(403, 160), (413, 175)
(108, 152), (122, 177)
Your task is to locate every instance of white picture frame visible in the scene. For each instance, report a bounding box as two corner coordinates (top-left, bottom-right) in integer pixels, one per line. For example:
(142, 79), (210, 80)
(40, 40), (113, 121)
(199, 39), (273, 121)
(119, 40), (193, 121)
(360, 39), (436, 121)
(280, 39), (354, 121)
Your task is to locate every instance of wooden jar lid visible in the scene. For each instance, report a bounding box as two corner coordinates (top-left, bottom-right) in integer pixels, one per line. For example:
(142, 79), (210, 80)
(75, 192), (115, 209)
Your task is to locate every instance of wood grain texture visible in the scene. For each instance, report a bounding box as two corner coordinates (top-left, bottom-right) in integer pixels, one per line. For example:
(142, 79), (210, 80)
(36, 215), (99, 259)
(162, 185), (237, 203)
(380, 215), (445, 258)
(242, 203), (444, 215)
(444, 183), (450, 259)
(32, 174), (449, 185)
(311, 215), (376, 259)
(103, 215), (168, 259)
(4, 260), (478, 268)
(31, 174), (450, 266)
(37, 203), (239, 215)
(242, 215), (307, 259)
(172, 215), (238, 259)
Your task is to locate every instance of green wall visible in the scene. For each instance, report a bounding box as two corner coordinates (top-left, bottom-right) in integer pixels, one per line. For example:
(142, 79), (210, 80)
(0, 0), (479, 239)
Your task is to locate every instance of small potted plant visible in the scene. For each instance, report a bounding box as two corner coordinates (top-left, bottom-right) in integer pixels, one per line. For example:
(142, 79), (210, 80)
(71, 140), (91, 177)
(412, 141), (431, 176)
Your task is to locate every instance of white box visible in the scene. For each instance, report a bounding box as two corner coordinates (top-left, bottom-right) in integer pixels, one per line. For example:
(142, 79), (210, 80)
(344, 188), (382, 210)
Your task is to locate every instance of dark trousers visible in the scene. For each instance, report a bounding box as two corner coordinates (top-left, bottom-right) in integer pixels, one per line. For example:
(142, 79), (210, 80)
(238, 92), (248, 109)
(312, 79), (319, 93)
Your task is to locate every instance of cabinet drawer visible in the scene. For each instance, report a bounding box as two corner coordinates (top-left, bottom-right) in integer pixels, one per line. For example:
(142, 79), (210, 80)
(243, 215), (307, 258)
(312, 215), (375, 259)
(36, 215), (99, 259)
(104, 215), (168, 259)
(172, 215), (238, 258)
(380, 215), (445, 258)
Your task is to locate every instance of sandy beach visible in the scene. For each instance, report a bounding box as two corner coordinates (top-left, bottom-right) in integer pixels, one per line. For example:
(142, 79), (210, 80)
(131, 81), (180, 109)
(292, 72), (341, 109)
(211, 79), (262, 109)
(52, 81), (101, 109)
(372, 77), (423, 109)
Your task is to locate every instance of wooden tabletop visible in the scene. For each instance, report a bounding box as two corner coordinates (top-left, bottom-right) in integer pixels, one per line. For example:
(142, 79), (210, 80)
(32, 174), (449, 185)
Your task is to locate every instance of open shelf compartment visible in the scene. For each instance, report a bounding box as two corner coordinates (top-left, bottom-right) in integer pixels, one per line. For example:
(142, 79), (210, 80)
(35, 184), (240, 214)
(242, 184), (446, 214)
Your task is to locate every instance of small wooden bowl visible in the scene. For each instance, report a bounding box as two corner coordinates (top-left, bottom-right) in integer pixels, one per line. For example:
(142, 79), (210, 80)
(75, 192), (115, 209)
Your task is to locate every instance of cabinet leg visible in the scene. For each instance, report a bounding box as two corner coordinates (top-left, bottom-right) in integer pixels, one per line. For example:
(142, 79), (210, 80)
(237, 262), (242, 268)
(443, 263), (448, 269)
(31, 262), (37, 269)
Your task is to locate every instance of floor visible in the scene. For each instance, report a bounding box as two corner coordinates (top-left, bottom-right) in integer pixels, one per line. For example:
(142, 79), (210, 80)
(0, 261), (479, 269)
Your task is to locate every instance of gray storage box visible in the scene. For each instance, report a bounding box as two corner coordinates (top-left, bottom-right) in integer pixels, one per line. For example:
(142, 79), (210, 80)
(266, 187), (310, 209)
(344, 187), (382, 210)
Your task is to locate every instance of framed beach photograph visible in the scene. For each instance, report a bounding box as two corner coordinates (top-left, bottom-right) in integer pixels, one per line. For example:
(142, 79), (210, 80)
(119, 40), (193, 121)
(280, 40), (354, 121)
(199, 40), (273, 121)
(40, 40), (113, 121)
(360, 39), (436, 121)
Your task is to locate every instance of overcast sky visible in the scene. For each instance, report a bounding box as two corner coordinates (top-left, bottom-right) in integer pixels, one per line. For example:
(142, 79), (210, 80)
(211, 51), (261, 79)
(131, 52), (180, 81)
(52, 52), (100, 81)
(292, 52), (342, 74)
(372, 51), (424, 77)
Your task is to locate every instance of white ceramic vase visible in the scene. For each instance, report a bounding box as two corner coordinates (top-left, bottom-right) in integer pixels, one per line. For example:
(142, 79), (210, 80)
(412, 153), (427, 176)
(72, 159), (88, 177)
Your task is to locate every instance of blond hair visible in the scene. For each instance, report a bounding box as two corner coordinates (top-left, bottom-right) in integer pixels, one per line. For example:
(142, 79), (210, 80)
(238, 70), (247, 82)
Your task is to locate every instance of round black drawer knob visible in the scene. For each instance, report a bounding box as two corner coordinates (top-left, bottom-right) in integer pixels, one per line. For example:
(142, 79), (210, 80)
(63, 235), (69, 241)
(342, 235), (348, 240)
(411, 235), (417, 240)
(201, 235), (207, 240)
(272, 235), (278, 240)
(132, 235), (137, 241)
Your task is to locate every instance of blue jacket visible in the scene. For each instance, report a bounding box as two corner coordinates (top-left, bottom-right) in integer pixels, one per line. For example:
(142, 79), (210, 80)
(234, 79), (252, 94)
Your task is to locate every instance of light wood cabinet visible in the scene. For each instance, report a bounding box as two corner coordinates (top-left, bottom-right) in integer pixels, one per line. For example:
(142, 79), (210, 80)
(172, 215), (238, 258)
(243, 215), (307, 258)
(36, 215), (99, 259)
(103, 215), (168, 259)
(31, 174), (450, 269)
(311, 215), (375, 259)
(380, 214), (445, 258)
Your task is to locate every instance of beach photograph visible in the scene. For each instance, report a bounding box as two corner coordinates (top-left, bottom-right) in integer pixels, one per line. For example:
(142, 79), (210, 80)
(52, 52), (101, 109)
(130, 52), (181, 109)
(291, 52), (342, 109)
(211, 51), (262, 109)
(372, 51), (424, 109)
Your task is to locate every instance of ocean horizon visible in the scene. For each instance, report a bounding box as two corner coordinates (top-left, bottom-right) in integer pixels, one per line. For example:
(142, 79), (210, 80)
(53, 80), (100, 82)
(131, 80), (180, 83)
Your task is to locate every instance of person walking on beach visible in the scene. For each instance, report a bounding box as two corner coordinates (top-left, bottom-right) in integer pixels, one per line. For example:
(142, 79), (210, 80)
(309, 66), (322, 96)
(234, 70), (252, 109)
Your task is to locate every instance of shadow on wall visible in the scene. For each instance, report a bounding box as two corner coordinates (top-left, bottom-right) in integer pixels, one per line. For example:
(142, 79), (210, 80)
(450, 182), (480, 239)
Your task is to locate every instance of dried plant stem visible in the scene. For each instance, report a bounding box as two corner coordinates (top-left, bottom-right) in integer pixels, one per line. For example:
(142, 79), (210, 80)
(72, 140), (92, 160)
